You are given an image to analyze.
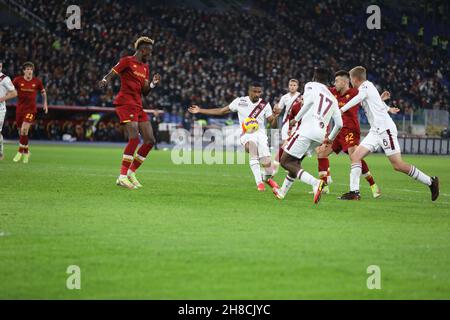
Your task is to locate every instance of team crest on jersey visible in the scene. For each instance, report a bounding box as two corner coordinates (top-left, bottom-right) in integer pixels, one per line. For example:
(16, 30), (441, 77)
(346, 94), (350, 99)
(133, 64), (137, 68)
(32, 84), (36, 87)
(21, 83), (24, 86)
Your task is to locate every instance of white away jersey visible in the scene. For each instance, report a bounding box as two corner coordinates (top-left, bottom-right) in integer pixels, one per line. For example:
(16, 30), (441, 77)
(341, 80), (396, 132)
(278, 92), (300, 122)
(294, 82), (342, 142)
(0, 73), (15, 111)
(229, 96), (273, 133)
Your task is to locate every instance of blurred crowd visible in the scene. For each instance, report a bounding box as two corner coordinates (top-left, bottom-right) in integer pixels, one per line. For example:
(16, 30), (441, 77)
(0, 0), (448, 140)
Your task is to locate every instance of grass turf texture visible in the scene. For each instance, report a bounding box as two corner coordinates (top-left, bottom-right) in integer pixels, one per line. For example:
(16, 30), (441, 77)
(0, 143), (449, 299)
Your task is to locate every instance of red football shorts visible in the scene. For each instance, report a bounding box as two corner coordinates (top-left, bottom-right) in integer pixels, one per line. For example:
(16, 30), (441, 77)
(115, 105), (149, 124)
(332, 127), (360, 154)
(16, 111), (36, 127)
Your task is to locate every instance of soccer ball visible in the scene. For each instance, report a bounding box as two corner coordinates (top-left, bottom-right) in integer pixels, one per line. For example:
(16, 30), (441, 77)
(242, 117), (259, 134)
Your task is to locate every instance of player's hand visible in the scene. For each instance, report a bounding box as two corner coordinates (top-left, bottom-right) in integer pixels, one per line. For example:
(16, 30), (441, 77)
(188, 105), (201, 114)
(273, 106), (282, 116)
(99, 78), (107, 89)
(289, 119), (297, 127)
(322, 138), (332, 146)
(381, 91), (391, 101)
(152, 73), (161, 85)
(388, 107), (401, 114)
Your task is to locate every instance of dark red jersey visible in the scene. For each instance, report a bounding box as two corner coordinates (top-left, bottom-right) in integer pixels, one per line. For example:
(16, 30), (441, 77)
(328, 87), (360, 131)
(12, 76), (44, 113)
(112, 55), (149, 108)
(287, 95), (303, 133)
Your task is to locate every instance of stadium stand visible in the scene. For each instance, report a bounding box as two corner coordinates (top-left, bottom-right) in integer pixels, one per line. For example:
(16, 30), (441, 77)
(0, 0), (448, 142)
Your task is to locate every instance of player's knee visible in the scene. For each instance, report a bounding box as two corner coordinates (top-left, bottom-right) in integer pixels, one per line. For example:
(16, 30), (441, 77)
(260, 158), (271, 168)
(143, 135), (155, 146)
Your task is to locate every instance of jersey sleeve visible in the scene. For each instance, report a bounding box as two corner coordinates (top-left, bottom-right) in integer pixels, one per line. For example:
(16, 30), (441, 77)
(265, 102), (273, 118)
(228, 98), (240, 112)
(112, 57), (130, 74)
(12, 77), (19, 89)
(3, 77), (15, 92)
(341, 85), (368, 112)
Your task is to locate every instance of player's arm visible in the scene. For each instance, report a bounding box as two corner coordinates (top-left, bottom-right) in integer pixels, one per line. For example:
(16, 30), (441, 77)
(267, 111), (280, 128)
(99, 69), (117, 89)
(41, 89), (48, 114)
(293, 93), (313, 123)
(188, 105), (231, 116)
(0, 88), (17, 103)
(324, 107), (343, 145)
(381, 90), (390, 101)
(0, 78), (18, 103)
(341, 89), (367, 113)
(143, 73), (161, 96)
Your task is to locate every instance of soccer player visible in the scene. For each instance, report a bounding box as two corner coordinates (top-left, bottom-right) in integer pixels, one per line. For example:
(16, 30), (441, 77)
(273, 79), (301, 168)
(188, 82), (281, 191)
(12, 62), (48, 163)
(339, 66), (439, 201)
(315, 70), (386, 198)
(99, 36), (161, 189)
(0, 61), (18, 160)
(273, 67), (343, 204)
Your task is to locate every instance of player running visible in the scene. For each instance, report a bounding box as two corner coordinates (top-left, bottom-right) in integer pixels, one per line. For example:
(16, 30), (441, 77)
(188, 82), (281, 192)
(340, 66), (439, 201)
(273, 67), (343, 203)
(315, 70), (389, 198)
(99, 36), (161, 189)
(0, 61), (18, 160)
(12, 62), (48, 163)
(273, 79), (301, 169)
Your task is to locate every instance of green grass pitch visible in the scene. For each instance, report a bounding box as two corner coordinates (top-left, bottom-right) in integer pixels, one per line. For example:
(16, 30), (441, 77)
(0, 143), (449, 299)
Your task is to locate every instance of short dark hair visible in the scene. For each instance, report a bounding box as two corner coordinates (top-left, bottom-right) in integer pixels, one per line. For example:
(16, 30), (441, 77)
(22, 61), (35, 70)
(313, 67), (330, 85)
(335, 70), (350, 78)
(249, 81), (263, 88)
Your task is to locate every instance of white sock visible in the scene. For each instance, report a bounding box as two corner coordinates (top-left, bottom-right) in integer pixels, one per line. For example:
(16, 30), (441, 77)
(297, 169), (319, 187)
(350, 162), (362, 192)
(408, 166), (432, 186)
(263, 166), (274, 181)
(249, 158), (262, 185)
(119, 174), (127, 179)
(281, 175), (295, 195)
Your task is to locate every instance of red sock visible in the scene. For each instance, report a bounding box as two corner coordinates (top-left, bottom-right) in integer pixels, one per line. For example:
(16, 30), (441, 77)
(120, 138), (140, 175)
(19, 135), (29, 154)
(361, 159), (375, 186)
(129, 143), (153, 173)
(318, 158), (329, 184)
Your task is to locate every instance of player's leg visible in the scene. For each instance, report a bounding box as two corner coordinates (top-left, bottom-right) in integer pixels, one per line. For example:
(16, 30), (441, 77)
(13, 113), (24, 162)
(0, 109), (5, 160)
(116, 121), (140, 189)
(316, 143), (333, 192)
(19, 120), (32, 164)
(277, 135), (324, 203)
(127, 118), (156, 188)
(348, 146), (380, 198)
(388, 153), (439, 201)
(257, 133), (279, 189)
(244, 140), (264, 191)
(273, 122), (289, 174)
(340, 144), (371, 200)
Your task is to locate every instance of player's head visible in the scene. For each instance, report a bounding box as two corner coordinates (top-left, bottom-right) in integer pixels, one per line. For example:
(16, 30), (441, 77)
(22, 61), (35, 78)
(349, 66), (367, 88)
(248, 82), (263, 103)
(312, 67), (330, 85)
(134, 36), (154, 62)
(334, 70), (350, 92)
(288, 79), (299, 93)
